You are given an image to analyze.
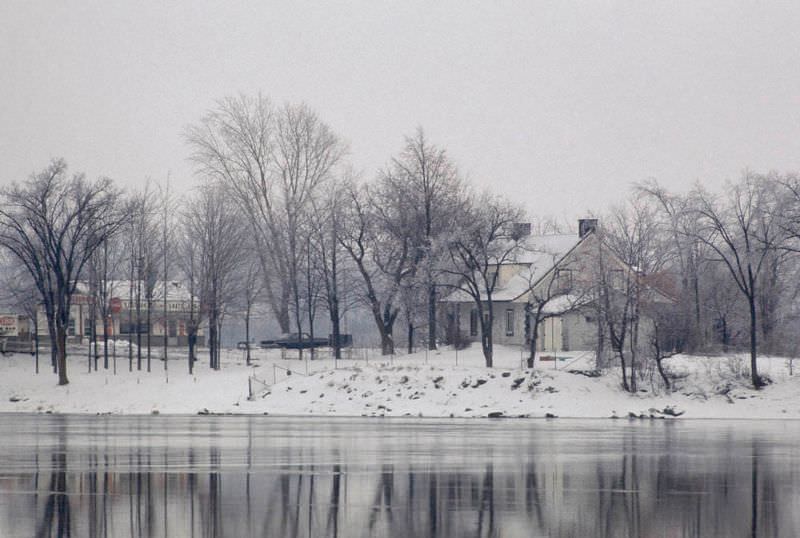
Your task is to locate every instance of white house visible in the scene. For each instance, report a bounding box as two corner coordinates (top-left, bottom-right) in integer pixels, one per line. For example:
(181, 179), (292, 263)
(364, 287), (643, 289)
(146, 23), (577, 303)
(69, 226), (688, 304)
(441, 221), (598, 353)
(440, 219), (673, 355)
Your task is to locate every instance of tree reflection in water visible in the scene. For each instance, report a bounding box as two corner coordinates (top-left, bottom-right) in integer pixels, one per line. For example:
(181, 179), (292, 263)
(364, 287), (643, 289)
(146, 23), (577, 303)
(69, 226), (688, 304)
(2, 416), (798, 537)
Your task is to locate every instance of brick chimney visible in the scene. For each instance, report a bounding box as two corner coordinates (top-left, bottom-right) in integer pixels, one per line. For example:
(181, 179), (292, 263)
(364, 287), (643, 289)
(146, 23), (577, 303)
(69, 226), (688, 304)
(511, 222), (531, 239)
(578, 218), (597, 238)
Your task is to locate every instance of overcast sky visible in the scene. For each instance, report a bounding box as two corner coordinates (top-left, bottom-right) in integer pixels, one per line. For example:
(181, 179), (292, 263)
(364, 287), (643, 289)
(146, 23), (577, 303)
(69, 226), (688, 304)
(2, 2), (799, 221)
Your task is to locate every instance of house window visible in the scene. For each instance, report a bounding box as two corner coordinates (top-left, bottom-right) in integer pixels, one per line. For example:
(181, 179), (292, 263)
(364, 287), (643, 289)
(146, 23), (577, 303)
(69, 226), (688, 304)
(68, 318), (76, 336)
(609, 269), (624, 289)
(505, 309), (515, 336)
(470, 309), (478, 336)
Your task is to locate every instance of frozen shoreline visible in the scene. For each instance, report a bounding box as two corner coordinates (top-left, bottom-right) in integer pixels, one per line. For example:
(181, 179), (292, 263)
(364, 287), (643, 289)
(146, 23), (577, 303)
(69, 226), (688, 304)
(2, 345), (799, 420)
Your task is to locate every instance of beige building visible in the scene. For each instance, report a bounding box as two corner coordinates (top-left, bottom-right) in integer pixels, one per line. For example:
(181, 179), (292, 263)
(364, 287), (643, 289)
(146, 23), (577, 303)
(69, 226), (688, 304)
(36, 280), (205, 346)
(441, 224), (599, 353)
(440, 219), (673, 355)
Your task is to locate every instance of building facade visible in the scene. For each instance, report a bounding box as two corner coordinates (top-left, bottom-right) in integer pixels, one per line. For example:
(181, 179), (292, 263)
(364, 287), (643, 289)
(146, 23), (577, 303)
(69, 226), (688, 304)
(36, 280), (205, 347)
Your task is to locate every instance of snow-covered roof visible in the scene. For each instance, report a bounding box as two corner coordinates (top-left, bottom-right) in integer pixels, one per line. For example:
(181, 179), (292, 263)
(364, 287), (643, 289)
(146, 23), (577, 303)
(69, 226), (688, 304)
(516, 233), (582, 267)
(77, 280), (196, 302)
(442, 233), (586, 303)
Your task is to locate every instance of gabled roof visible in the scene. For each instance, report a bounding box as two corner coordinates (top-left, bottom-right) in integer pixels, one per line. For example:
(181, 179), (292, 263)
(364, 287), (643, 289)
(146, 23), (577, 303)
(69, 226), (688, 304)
(442, 232), (587, 303)
(513, 233), (583, 292)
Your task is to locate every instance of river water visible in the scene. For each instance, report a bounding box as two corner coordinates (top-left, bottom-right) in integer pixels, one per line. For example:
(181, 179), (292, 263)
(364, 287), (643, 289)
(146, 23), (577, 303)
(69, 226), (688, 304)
(0, 415), (798, 537)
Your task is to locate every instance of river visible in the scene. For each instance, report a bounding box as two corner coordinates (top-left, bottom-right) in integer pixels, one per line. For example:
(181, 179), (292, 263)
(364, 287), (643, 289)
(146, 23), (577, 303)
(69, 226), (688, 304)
(0, 415), (798, 537)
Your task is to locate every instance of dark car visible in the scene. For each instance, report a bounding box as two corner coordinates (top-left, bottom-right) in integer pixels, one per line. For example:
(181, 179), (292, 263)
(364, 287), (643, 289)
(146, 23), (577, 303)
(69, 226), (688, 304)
(275, 333), (329, 350)
(259, 338), (281, 349)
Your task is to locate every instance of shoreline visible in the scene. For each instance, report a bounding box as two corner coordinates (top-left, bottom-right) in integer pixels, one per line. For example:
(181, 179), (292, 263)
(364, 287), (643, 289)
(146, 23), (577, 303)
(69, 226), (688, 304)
(3, 345), (799, 420)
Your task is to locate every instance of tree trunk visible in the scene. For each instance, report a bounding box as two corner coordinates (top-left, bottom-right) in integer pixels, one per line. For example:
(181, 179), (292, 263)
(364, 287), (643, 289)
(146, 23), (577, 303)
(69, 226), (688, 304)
(245, 305), (251, 366)
(329, 233), (342, 362)
(103, 310), (109, 370)
(55, 323), (69, 385)
(480, 312), (493, 368)
(749, 296), (761, 388)
(34, 315), (39, 374)
(128, 277), (134, 372)
(427, 284), (437, 351)
(136, 278), (142, 371)
(527, 321), (539, 369)
(629, 310), (640, 393)
(655, 356), (670, 391)
(48, 320), (57, 373)
(618, 349), (629, 393)
(217, 319), (223, 370)
(380, 330), (394, 356)
(208, 312), (217, 370)
(407, 321), (414, 355)
(146, 299), (152, 372)
(376, 305), (397, 356)
(595, 305), (606, 370)
(330, 298), (341, 361)
(482, 339), (493, 368)
(188, 330), (196, 374)
(92, 309), (99, 371)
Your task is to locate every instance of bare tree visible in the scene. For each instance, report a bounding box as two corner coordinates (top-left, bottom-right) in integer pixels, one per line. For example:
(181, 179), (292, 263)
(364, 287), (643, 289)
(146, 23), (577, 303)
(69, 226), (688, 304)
(158, 176), (176, 370)
(384, 128), (463, 350)
(175, 218), (203, 374)
(235, 252), (265, 366)
(637, 180), (709, 351)
(689, 172), (792, 388)
(182, 181), (246, 370)
(122, 184), (164, 371)
(86, 234), (124, 370)
(442, 192), (525, 367)
(595, 196), (668, 392)
(0, 159), (124, 385)
(186, 95), (345, 344)
(273, 103), (346, 359)
(339, 180), (422, 355)
(309, 178), (358, 361)
(186, 95), (287, 330)
(701, 261), (745, 350)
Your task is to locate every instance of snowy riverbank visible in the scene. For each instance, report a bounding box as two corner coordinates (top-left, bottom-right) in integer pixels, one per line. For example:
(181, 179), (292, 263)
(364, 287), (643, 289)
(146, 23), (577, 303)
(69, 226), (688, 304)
(1, 344), (799, 419)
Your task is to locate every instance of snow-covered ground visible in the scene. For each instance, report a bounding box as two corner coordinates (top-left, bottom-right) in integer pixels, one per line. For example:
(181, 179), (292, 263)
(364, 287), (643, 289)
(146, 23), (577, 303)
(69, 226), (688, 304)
(1, 344), (799, 419)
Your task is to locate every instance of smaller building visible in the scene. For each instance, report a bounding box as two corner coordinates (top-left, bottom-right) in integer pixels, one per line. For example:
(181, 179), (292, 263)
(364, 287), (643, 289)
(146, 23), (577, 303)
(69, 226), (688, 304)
(36, 280), (205, 347)
(440, 219), (676, 356)
(0, 313), (34, 353)
(441, 225), (597, 353)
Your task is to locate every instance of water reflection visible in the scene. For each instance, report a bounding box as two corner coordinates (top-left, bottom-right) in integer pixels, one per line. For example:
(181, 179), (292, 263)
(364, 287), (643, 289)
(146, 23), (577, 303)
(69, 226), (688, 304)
(1, 415), (799, 537)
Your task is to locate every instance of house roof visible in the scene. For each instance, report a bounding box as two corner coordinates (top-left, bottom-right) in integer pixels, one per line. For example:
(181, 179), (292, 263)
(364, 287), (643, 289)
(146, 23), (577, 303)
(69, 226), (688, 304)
(442, 232), (586, 303)
(514, 233), (583, 289)
(76, 280), (196, 302)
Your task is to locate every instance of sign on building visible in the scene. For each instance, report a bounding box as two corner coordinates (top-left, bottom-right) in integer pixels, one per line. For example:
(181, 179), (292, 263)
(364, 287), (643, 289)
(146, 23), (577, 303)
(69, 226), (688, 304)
(0, 314), (19, 337)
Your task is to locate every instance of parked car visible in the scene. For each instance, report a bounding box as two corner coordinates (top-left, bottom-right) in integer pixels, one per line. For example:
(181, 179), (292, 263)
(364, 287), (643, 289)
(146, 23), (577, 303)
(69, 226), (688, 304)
(259, 338), (281, 349)
(236, 341), (256, 350)
(328, 333), (353, 348)
(275, 333), (328, 350)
